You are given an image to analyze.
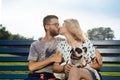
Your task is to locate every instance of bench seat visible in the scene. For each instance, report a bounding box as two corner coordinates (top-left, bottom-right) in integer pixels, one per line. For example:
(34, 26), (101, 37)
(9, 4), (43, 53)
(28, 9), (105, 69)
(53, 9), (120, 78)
(0, 40), (120, 80)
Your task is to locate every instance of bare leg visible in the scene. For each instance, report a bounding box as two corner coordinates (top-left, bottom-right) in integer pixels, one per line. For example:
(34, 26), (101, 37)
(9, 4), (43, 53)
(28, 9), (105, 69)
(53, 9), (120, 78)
(68, 67), (93, 80)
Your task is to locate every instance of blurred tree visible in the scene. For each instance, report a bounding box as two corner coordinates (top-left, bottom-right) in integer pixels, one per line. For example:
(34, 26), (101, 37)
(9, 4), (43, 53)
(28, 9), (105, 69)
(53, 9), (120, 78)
(0, 25), (11, 39)
(87, 27), (114, 40)
(0, 25), (33, 40)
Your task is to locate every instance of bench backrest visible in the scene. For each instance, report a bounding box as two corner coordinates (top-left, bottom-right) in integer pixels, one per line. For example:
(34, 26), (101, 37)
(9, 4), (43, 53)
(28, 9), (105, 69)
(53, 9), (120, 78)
(0, 40), (120, 79)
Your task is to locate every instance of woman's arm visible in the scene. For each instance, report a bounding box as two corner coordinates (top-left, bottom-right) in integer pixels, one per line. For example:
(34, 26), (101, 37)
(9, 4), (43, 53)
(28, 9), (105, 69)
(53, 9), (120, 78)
(90, 49), (103, 70)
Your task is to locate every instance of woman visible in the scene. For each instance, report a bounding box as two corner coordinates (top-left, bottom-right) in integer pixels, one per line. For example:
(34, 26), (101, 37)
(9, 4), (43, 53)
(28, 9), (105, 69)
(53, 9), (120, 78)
(53, 19), (102, 80)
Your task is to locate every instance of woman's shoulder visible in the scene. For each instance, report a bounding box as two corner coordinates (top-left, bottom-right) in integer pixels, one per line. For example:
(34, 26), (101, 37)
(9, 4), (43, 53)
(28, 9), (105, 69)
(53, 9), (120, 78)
(58, 40), (67, 45)
(55, 36), (65, 42)
(84, 38), (93, 44)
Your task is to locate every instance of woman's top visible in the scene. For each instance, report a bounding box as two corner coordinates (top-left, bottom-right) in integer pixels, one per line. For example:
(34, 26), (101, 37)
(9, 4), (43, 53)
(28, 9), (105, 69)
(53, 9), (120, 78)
(57, 39), (95, 64)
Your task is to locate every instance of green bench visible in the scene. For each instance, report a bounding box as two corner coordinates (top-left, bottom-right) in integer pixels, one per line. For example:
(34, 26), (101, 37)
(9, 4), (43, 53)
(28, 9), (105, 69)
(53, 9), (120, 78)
(0, 40), (120, 80)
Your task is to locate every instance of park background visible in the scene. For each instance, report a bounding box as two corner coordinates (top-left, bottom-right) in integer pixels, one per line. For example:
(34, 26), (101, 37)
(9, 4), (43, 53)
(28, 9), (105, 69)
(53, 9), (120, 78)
(0, 0), (120, 79)
(0, 0), (120, 40)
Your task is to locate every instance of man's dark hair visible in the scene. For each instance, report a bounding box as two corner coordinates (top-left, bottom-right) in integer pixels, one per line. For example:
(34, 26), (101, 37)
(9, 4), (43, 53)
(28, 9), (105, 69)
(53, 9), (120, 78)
(43, 15), (58, 27)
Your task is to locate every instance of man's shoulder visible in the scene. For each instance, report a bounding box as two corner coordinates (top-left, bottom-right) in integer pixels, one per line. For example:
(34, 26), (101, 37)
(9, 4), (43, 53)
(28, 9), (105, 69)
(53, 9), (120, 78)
(31, 40), (40, 46)
(31, 37), (43, 44)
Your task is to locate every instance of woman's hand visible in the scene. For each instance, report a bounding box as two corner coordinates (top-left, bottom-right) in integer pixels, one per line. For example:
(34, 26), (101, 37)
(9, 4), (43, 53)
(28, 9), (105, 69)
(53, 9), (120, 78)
(90, 49), (103, 70)
(64, 63), (73, 73)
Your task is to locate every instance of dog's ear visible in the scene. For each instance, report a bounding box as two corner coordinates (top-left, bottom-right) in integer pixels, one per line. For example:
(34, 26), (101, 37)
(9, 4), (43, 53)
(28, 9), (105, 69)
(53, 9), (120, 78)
(82, 47), (87, 53)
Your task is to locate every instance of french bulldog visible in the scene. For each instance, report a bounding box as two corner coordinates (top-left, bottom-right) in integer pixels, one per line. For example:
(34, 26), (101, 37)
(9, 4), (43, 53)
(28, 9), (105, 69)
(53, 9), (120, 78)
(69, 47), (100, 80)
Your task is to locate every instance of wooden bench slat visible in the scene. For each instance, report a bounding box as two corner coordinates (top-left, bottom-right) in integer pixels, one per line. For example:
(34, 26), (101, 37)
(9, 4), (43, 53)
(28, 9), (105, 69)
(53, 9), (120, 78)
(0, 48), (120, 54)
(0, 40), (34, 46)
(0, 74), (28, 79)
(98, 49), (120, 54)
(1, 48), (119, 54)
(103, 56), (120, 63)
(1, 40), (120, 46)
(0, 66), (119, 72)
(92, 40), (120, 46)
(1, 56), (120, 63)
(0, 74), (119, 80)
(0, 66), (28, 70)
(0, 56), (27, 62)
(102, 76), (120, 80)
(100, 66), (120, 72)
(0, 48), (29, 53)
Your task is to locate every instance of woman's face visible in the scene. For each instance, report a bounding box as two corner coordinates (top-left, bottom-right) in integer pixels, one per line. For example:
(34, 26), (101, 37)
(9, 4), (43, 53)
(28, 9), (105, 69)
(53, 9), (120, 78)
(59, 23), (68, 35)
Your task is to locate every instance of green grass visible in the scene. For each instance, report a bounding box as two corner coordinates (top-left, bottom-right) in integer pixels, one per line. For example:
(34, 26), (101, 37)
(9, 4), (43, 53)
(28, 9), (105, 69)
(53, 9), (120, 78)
(0, 71), (29, 74)
(103, 63), (120, 66)
(0, 62), (28, 65)
(0, 54), (29, 74)
(100, 72), (120, 76)
(101, 63), (120, 76)
(0, 54), (19, 56)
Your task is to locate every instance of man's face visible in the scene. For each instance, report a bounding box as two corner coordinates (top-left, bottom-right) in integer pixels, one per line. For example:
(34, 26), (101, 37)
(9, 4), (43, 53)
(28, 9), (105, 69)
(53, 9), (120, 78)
(48, 18), (59, 36)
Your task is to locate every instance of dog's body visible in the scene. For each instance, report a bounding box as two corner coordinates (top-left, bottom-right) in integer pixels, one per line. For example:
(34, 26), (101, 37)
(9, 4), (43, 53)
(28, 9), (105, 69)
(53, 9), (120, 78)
(54, 47), (100, 80)
(69, 47), (100, 80)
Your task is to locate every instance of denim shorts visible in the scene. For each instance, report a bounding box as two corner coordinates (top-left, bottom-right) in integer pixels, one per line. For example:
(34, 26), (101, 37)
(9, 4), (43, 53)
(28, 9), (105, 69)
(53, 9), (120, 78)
(88, 69), (103, 80)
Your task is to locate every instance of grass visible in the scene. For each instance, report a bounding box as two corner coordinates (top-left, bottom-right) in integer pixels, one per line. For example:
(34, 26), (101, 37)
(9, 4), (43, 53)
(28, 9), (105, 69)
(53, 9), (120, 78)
(0, 54), (19, 56)
(0, 54), (29, 74)
(0, 61), (29, 74)
(103, 63), (120, 66)
(0, 62), (28, 65)
(0, 71), (29, 74)
(100, 72), (120, 76)
(101, 63), (120, 76)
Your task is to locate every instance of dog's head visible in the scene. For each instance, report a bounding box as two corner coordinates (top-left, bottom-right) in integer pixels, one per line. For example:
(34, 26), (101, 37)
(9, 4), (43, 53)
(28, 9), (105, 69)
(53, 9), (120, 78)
(70, 47), (87, 68)
(70, 47), (87, 60)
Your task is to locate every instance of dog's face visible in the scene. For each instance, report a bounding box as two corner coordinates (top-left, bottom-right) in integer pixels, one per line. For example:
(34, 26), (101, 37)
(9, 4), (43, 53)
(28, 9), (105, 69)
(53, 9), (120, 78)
(70, 47), (87, 60)
(70, 47), (87, 67)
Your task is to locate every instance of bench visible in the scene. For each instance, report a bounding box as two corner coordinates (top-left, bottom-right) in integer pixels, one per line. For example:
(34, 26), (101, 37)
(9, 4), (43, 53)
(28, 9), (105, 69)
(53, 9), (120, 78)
(0, 40), (120, 80)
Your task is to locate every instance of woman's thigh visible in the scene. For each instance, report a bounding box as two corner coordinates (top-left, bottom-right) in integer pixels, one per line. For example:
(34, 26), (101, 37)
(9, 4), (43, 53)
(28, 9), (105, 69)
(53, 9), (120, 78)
(68, 67), (93, 80)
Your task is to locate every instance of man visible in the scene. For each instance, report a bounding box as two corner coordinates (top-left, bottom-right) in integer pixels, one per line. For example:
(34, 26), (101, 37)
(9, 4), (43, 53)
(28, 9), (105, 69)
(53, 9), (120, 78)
(25, 15), (64, 80)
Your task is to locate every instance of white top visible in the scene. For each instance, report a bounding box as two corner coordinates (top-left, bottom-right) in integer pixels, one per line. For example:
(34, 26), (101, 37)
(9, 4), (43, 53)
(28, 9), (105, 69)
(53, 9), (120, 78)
(57, 39), (96, 63)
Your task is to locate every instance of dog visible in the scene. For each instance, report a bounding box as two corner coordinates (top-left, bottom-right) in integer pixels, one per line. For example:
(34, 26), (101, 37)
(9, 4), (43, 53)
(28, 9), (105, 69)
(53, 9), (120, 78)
(69, 47), (100, 80)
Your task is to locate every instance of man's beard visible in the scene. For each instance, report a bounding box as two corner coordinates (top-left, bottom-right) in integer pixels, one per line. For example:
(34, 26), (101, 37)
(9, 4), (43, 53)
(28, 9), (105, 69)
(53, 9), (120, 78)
(50, 29), (59, 37)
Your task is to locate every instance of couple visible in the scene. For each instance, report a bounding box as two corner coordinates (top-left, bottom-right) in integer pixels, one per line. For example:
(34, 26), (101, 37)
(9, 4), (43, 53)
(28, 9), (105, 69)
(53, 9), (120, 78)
(25, 15), (102, 80)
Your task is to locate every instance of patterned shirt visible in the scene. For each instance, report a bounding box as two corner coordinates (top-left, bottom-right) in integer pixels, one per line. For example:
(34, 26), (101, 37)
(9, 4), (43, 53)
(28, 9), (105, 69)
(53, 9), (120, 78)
(57, 39), (96, 63)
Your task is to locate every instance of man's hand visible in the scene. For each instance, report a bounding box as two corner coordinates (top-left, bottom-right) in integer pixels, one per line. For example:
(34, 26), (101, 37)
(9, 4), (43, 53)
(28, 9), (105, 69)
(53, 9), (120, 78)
(50, 50), (62, 63)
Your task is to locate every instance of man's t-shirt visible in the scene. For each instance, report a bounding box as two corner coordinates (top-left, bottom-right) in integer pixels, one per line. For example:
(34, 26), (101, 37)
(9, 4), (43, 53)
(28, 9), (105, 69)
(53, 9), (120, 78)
(28, 37), (64, 73)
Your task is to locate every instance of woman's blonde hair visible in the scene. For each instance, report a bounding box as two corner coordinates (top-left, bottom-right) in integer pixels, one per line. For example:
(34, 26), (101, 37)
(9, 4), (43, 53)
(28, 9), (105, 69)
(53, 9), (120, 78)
(64, 19), (87, 42)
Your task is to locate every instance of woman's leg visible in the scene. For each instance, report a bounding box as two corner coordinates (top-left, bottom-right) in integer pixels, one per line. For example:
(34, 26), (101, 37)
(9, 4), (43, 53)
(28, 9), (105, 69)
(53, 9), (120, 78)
(68, 67), (93, 80)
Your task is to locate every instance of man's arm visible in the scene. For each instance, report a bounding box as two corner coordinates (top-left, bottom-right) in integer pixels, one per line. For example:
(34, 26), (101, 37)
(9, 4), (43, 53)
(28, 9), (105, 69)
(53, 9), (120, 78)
(52, 50), (64, 73)
(90, 49), (103, 70)
(29, 51), (62, 72)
